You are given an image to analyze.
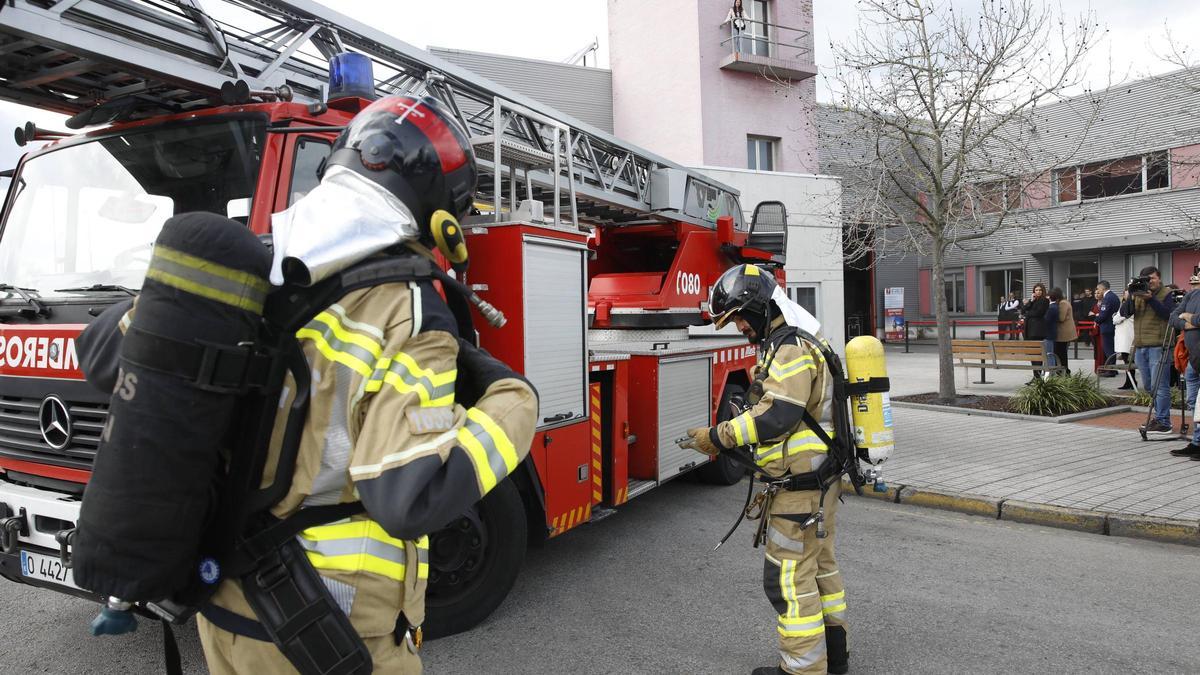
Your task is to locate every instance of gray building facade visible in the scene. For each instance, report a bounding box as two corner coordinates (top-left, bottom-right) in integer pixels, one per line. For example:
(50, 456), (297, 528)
(430, 47), (614, 133)
(821, 68), (1200, 335)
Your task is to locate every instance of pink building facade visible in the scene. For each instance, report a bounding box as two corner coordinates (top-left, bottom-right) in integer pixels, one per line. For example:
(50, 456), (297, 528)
(608, 0), (818, 174)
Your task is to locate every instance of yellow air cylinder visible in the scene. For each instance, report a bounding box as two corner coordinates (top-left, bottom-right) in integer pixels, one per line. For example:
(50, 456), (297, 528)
(844, 335), (893, 465)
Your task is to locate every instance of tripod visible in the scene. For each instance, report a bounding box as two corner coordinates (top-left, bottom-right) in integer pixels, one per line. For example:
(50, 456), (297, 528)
(1140, 326), (1185, 441)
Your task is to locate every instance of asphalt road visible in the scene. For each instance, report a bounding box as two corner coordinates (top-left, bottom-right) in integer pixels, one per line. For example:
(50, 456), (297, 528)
(2, 478), (1197, 674)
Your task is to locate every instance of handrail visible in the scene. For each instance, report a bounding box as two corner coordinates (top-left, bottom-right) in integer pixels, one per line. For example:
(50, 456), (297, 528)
(720, 17), (812, 61)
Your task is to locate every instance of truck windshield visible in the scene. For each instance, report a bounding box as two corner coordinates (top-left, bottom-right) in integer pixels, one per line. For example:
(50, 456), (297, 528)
(0, 116), (266, 296)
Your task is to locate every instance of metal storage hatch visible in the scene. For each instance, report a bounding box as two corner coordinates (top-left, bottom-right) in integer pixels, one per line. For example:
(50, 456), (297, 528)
(523, 237), (587, 428)
(656, 356), (712, 481)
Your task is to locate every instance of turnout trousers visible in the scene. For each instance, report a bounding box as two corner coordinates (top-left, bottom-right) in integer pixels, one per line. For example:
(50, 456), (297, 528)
(762, 481), (846, 674)
(197, 613), (422, 674)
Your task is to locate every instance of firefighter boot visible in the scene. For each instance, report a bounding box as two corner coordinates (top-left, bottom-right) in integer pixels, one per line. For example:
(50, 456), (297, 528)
(826, 625), (849, 674)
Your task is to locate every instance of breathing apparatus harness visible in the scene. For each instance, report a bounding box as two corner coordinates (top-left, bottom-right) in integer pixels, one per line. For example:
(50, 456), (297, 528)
(712, 311), (870, 551)
(126, 244), (499, 675)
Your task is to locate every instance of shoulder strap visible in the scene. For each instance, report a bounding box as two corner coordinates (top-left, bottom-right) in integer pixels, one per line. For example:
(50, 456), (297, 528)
(237, 502), (366, 566)
(223, 254), (444, 553)
(265, 254), (439, 334)
(792, 328), (864, 494)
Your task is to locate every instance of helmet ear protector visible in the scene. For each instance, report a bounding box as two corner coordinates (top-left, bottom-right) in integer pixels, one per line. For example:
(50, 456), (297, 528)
(430, 209), (469, 274)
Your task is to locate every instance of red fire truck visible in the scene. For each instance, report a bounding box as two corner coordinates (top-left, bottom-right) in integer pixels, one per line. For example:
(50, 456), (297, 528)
(0, 0), (788, 636)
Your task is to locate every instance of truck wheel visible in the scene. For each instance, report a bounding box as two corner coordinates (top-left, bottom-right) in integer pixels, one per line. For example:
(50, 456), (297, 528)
(697, 383), (749, 485)
(424, 477), (527, 639)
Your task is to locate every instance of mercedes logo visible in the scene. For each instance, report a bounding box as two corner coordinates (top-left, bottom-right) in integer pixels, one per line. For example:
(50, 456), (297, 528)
(38, 395), (72, 451)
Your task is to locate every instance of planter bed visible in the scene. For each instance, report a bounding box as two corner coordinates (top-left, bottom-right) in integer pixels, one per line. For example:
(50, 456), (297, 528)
(893, 392), (1130, 424)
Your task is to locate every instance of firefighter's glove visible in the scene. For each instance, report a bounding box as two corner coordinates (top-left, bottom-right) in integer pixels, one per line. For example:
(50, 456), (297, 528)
(455, 338), (536, 408)
(679, 426), (723, 457)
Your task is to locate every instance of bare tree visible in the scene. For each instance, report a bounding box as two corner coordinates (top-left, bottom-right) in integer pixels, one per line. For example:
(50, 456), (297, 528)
(826, 0), (1100, 400)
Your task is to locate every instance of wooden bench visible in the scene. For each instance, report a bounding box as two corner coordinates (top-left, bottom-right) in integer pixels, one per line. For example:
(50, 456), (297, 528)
(951, 339), (1064, 384)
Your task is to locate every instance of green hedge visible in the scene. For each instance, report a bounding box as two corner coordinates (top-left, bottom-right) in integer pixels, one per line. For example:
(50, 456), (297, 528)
(1009, 371), (1110, 417)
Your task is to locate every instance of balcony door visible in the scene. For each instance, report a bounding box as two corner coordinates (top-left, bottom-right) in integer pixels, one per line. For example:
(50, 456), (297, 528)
(746, 0), (771, 56)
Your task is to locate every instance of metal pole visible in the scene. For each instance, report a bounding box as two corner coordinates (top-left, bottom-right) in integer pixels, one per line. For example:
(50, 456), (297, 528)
(552, 126), (561, 228)
(493, 100), (502, 223)
(905, 325), (910, 353)
(974, 363), (992, 385)
(952, 320), (957, 339)
(566, 130), (579, 228)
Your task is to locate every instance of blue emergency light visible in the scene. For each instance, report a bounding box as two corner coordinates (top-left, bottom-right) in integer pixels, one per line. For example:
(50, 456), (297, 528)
(328, 52), (375, 101)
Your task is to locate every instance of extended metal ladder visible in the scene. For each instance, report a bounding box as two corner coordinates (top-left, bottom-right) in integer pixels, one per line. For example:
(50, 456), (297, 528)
(0, 0), (741, 227)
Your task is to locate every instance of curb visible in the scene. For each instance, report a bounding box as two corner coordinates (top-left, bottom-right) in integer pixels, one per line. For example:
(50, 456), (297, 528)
(841, 479), (1199, 547)
(1054, 406), (1134, 423)
(999, 500), (1106, 534)
(1107, 513), (1200, 545)
(897, 486), (1001, 518)
(892, 401), (1131, 424)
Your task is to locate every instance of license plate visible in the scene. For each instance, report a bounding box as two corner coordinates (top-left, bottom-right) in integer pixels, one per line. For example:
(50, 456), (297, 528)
(20, 550), (80, 591)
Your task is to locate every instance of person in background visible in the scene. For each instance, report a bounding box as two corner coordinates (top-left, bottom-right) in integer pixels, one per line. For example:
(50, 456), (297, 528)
(1170, 272), (1200, 457)
(1024, 283), (1049, 376)
(1168, 284), (1183, 388)
(999, 292), (1022, 340)
(1046, 287), (1076, 374)
(722, 0), (748, 52)
(1073, 288), (1094, 346)
(1094, 281), (1120, 374)
(1120, 266), (1177, 437)
(1113, 292), (1138, 390)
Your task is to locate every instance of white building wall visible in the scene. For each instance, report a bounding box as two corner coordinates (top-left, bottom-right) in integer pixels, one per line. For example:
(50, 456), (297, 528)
(697, 166), (845, 349)
(607, 0), (706, 165)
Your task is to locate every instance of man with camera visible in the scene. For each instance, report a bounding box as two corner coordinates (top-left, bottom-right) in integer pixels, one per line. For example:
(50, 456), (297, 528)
(1120, 266), (1178, 438)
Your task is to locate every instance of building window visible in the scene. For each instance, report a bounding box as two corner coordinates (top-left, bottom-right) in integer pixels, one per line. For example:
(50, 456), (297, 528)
(1066, 258), (1099, 300)
(977, 179), (1022, 213)
(787, 284), (818, 318)
(980, 266), (1023, 310)
(1128, 252), (1160, 279)
(1055, 168), (1078, 203)
(1146, 151), (1170, 190)
(747, 135), (777, 171)
(745, 0), (771, 57)
(943, 272), (966, 314)
(1054, 152), (1172, 204)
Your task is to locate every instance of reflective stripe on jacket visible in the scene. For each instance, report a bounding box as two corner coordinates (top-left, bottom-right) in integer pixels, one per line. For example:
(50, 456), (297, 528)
(211, 270), (538, 638)
(716, 326), (832, 478)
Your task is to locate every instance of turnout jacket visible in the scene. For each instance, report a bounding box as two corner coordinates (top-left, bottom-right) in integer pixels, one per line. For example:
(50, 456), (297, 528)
(713, 320), (832, 479)
(211, 277), (538, 638)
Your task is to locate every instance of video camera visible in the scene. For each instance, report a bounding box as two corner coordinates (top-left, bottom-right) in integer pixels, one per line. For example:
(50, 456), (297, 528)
(1127, 276), (1152, 294)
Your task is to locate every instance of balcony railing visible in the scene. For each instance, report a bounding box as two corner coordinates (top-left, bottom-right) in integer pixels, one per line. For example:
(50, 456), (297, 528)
(719, 18), (816, 81)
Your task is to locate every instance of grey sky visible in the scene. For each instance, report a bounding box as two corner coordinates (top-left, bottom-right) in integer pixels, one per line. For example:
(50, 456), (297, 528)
(1, 0), (1198, 170)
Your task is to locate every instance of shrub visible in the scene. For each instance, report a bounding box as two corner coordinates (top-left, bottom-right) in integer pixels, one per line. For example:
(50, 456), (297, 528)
(1009, 371), (1110, 417)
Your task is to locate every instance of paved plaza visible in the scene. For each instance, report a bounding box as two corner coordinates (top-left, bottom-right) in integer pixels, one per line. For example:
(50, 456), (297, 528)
(877, 343), (1200, 536)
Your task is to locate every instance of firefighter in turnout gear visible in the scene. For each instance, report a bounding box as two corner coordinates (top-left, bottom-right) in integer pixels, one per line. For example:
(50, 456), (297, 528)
(682, 264), (849, 675)
(195, 96), (539, 673)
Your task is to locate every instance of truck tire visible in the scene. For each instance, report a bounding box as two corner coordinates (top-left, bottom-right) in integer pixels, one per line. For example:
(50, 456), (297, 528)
(697, 383), (749, 485)
(424, 477), (527, 638)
